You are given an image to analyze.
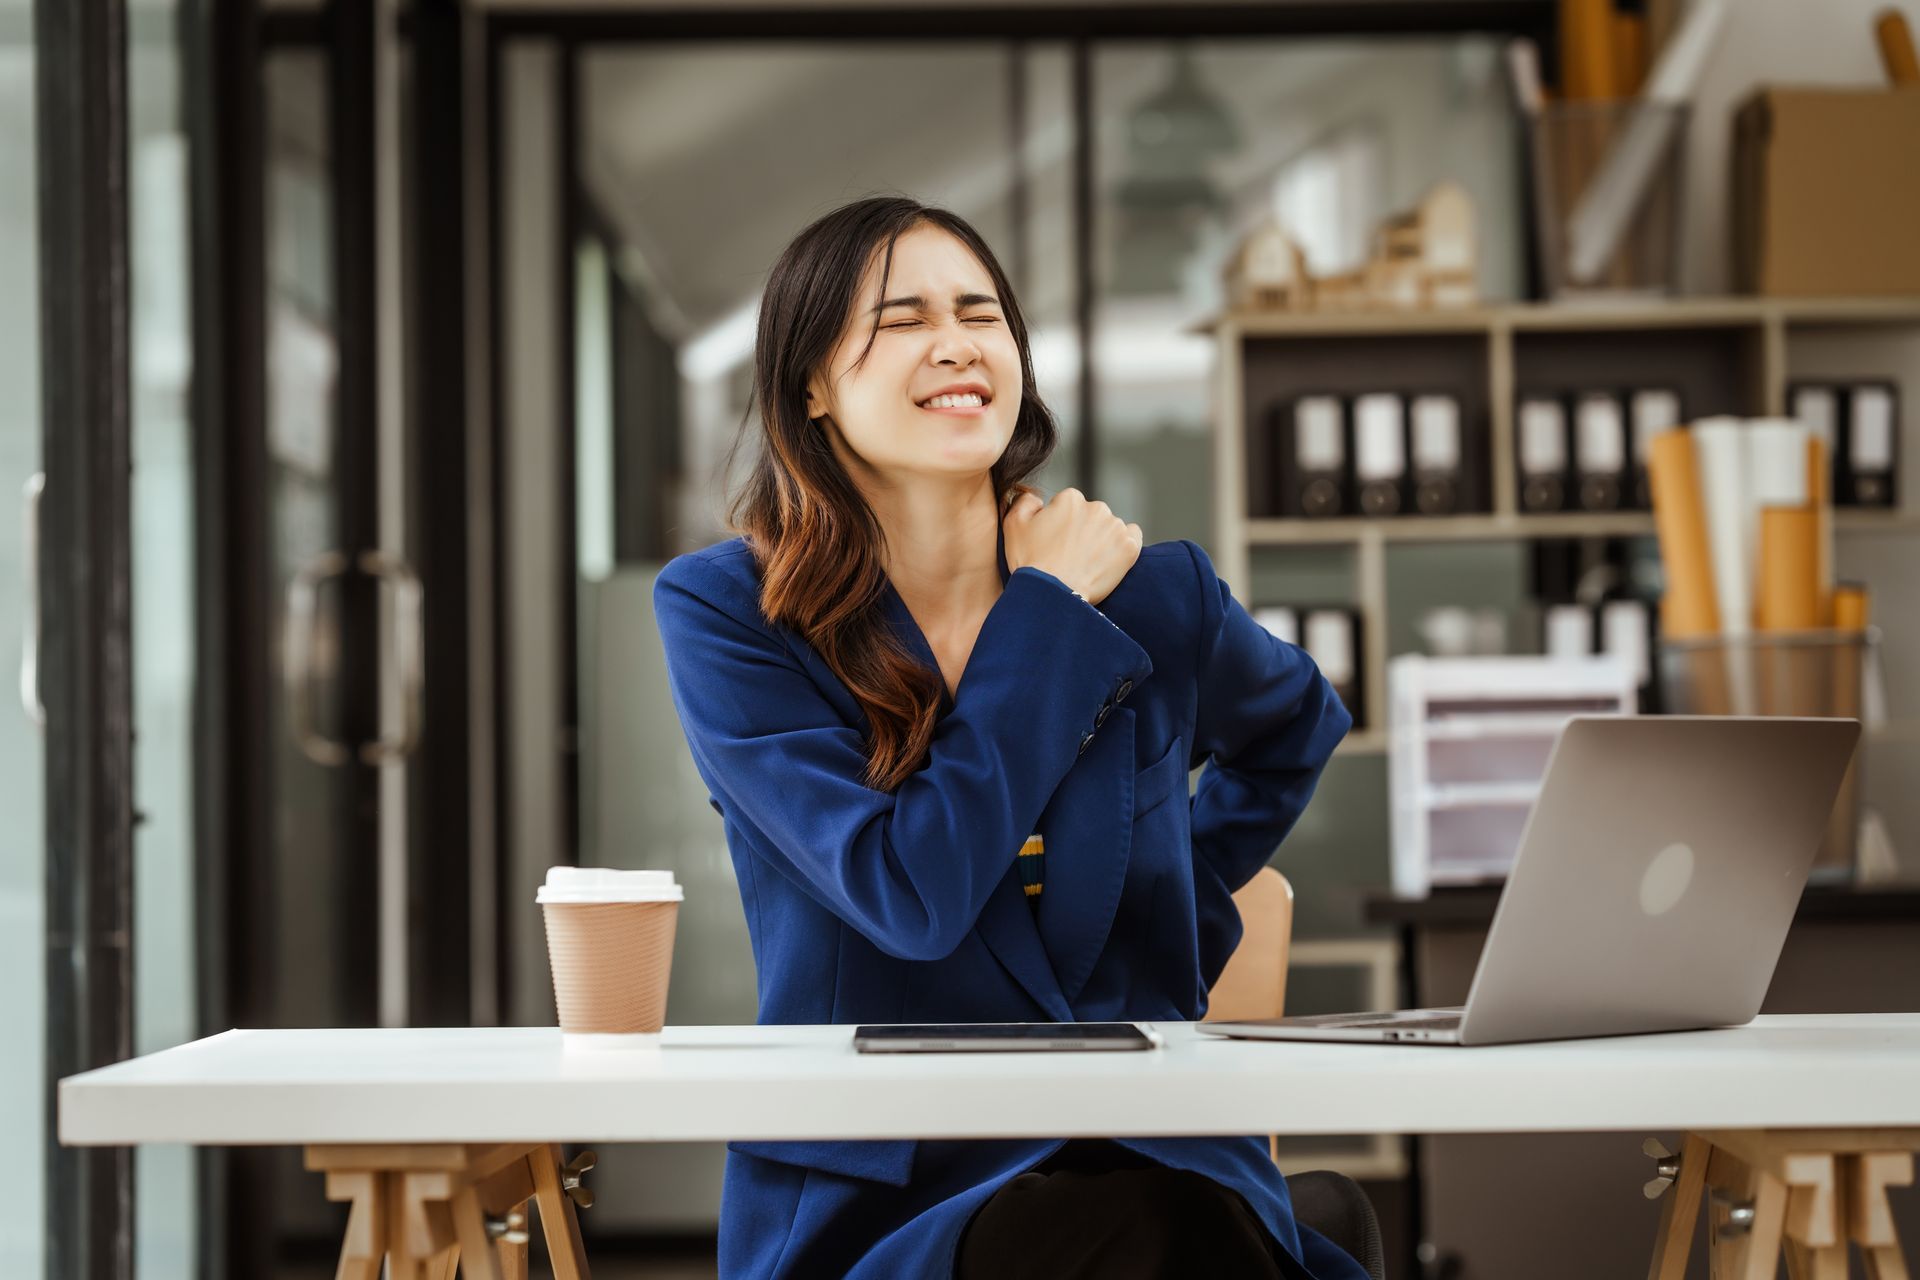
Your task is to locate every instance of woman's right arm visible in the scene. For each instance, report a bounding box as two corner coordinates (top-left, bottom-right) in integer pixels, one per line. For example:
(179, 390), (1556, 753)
(653, 553), (1152, 962)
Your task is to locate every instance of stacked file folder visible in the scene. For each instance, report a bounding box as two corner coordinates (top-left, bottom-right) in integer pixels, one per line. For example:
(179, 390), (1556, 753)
(1517, 385), (1682, 512)
(1788, 381), (1902, 508)
(1272, 393), (1479, 519)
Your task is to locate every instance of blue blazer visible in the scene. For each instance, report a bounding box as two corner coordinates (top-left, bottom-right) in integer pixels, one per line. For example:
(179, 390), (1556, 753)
(653, 525), (1360, 1280)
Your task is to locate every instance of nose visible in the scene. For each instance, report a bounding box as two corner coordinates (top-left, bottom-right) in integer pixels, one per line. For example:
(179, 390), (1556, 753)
(931, 325), (981, 368)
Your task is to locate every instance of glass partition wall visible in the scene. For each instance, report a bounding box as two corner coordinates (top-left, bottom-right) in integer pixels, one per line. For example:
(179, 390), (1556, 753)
(1090, 39), (1521, 550)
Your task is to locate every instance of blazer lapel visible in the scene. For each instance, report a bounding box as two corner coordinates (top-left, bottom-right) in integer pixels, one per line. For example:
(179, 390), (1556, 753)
(974, 871), (1073, 1021)
(1033, 702), (1135, 1006)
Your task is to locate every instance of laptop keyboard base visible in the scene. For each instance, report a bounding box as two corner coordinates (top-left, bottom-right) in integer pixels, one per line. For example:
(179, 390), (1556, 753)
(1284, 1009), (1464, 1032)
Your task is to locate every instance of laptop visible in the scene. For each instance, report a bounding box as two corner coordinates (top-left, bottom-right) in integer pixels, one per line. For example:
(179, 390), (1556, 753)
(1197, 715), (1861, 1047)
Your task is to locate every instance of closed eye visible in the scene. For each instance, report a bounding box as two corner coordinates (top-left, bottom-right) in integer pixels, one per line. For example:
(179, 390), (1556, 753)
(882, 315), (998, 332)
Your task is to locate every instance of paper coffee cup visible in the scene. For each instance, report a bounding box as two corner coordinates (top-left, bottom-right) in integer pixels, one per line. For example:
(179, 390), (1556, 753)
(538, 868), (683, 1050)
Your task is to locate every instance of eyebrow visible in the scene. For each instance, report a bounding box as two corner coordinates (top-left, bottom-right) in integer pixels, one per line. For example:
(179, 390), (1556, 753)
(869, 292), (1001, 316)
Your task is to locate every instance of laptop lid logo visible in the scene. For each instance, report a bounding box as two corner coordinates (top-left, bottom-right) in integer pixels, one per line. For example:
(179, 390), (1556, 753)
(1640, 842), (1695, 916)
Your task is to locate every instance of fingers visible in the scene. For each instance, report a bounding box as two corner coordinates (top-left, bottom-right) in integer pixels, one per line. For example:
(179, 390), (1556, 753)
(1005, 485), (1138, 547)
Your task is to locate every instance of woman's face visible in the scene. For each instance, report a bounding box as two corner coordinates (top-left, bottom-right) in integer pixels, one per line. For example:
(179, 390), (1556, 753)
(806, 224), (1023, 485)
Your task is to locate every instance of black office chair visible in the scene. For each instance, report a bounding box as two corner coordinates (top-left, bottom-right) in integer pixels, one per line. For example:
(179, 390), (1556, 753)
(1211, 869), (1389, 1280)
(1287, 1169), (1388, 1280)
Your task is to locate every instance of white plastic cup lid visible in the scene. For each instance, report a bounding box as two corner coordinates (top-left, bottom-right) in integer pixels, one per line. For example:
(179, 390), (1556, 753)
(536, 866), (684, 904)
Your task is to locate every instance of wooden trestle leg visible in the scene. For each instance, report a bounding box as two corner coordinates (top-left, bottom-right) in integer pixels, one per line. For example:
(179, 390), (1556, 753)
(1644, 1129), (1915, 1280)
(306, 1141), (593, 1280)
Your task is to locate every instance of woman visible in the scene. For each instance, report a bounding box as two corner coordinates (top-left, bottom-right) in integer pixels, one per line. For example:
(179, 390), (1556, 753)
(653, 195), (1359, 1279)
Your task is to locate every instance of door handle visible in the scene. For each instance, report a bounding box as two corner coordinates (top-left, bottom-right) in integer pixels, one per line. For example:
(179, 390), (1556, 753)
(20, 472), (43, 729)
(284, 548), (424, 766)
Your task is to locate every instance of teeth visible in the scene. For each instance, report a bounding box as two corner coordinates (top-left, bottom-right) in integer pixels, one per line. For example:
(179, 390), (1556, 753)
(922, 392), (985, 409)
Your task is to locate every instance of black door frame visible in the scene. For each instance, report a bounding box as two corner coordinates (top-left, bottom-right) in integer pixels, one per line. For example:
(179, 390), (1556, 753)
(181, 0), (272, 1270)
(37, 0), (137, 1274)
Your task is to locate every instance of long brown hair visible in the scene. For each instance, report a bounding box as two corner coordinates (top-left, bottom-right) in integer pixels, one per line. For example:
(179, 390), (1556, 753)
(722, 195), (1058, 793)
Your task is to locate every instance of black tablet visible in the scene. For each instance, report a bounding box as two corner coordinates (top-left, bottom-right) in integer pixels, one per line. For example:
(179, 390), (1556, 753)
(852, 1022), (1163, 1052)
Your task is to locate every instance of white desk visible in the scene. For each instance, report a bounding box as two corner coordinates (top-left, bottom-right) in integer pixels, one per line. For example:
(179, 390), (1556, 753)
(59, 1016), (1920, 1280)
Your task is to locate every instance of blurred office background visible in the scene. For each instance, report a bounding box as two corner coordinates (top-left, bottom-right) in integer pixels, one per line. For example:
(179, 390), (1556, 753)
(10, 1), (1920, 1277)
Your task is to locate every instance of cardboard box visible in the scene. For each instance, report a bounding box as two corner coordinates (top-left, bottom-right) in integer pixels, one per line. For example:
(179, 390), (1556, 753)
(1733, 87), (1920, 296)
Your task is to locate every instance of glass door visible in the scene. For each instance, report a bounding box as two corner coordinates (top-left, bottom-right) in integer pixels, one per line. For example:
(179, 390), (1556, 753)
(128, 1), (202, 1274)
(246, 41), (393, 1258)
(220, 10), (426, 1269)
(0, 4), (49, 1270)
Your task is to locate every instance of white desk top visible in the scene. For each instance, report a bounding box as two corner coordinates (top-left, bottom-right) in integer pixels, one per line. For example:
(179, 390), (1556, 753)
(59, 1015), (1920, 1148)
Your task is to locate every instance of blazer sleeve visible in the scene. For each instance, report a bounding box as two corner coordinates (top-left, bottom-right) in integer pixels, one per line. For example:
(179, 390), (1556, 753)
(653, 554), (1154, 963)
(1182, 539), (1351, 989)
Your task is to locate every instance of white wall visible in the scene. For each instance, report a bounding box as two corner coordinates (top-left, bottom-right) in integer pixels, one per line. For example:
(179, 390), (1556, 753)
(1680, 0), (1920, 295)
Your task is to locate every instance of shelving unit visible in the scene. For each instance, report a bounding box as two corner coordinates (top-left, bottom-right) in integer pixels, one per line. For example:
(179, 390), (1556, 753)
(1210, 296), (1920, 754)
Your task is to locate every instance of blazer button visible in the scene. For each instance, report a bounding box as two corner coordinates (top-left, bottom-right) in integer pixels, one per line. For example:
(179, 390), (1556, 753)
(1095, 702), (1111, 727)
(1078, 730), (1096, 755)
(1116, 679), (1133, 703)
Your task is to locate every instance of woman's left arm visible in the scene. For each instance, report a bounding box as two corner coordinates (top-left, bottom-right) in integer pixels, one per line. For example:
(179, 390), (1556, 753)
(1182, 539), (1353, 990)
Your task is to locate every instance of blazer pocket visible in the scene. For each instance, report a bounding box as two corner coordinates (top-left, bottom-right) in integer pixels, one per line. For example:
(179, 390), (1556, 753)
(1131, 736), (1187, 820)
(725, 1138), (918, 1188)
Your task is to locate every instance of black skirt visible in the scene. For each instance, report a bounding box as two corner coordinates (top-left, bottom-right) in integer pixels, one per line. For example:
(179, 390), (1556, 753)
(954, 1139), (1315, 1280)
